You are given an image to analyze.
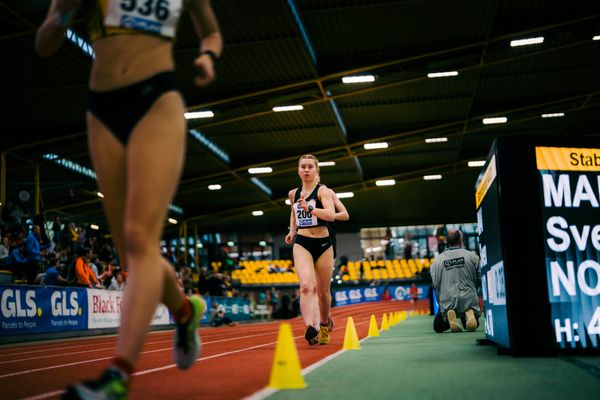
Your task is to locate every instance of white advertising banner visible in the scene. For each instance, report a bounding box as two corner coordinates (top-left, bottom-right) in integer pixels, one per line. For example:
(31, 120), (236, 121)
(87, 289), (171, 329)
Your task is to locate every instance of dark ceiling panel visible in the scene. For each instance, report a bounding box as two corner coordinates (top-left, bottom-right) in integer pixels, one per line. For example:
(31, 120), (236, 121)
(2, 0), (599, 232)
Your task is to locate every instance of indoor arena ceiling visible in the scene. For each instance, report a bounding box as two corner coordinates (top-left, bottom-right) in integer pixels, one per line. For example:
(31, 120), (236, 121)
(1, 0), (600, 234)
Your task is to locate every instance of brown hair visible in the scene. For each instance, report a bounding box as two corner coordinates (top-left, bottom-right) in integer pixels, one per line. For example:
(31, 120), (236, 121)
(447, 229), (463, 246)
(298, 154), (320, 174)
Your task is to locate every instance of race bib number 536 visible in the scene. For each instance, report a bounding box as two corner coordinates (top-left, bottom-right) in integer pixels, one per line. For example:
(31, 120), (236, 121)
(105, 0), (183, 38)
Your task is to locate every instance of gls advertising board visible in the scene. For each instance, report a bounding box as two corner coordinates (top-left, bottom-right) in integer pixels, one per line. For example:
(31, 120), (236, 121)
(1, 286), (87, 335)
(0, 285), (172, 336)
(333, 285), (430, 306)
(536, 147), (600, 349)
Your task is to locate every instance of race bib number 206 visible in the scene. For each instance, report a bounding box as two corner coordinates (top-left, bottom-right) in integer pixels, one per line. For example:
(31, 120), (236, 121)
(104, 0), (183, 38)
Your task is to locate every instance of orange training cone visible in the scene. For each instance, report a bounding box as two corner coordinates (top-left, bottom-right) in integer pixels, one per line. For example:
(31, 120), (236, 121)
(267, 323), (306, 389)
(368, 314), (380, 337)
(381, 313), (390, 330)
(343, 317), (361, 350)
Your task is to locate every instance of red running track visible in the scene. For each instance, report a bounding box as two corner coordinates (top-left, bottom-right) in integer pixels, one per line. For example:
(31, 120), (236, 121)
(0, 300), (429, 400)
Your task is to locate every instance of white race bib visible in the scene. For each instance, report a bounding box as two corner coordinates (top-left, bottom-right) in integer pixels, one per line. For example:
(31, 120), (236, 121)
(294, 199), (318, 228)
(104, 0), (183, 38)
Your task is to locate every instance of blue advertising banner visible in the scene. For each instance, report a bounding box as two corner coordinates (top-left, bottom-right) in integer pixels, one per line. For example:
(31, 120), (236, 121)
(333, 285), (430, 307)
(0, 285), (88, 336)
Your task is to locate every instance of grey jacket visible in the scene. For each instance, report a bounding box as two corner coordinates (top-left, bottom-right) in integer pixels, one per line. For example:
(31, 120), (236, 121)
(431, 247), (481, 318)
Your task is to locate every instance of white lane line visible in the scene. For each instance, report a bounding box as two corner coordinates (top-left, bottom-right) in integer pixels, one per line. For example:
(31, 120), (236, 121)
(17, 336), (293, 400)
(19, 389), (65, 400)
(0, 325), (280, 357)
(0, 331), (275, 365)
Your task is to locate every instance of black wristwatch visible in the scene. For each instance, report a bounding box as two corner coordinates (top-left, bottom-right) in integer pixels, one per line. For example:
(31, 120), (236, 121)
(307, 205), (314, 212)
(202, 50), (219, 67)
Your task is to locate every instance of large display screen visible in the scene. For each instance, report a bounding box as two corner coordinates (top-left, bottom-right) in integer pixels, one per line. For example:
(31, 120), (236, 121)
(476, 154), (510, 348)
(536, 146), (600, 349)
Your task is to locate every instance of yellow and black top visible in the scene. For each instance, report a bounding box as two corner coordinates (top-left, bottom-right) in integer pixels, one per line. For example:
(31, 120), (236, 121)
(82, 0), (188, 42)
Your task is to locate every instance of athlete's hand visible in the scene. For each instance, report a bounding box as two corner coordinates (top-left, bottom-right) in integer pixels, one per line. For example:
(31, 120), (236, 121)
(285, 231), (295, 245)
(297, 196), (309, 211)
(194, 54), (216, 87)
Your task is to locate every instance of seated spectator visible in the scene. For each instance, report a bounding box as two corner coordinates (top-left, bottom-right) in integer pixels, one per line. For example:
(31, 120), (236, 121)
(108, 271), (126, 291)
(74, 247), (100, 288)
(89, 256), (102, 282)
(43, 256), (67, 286)
(209, 302), (237, 327)
(7, 243), (28, 280)
(0, 236), (9, 262)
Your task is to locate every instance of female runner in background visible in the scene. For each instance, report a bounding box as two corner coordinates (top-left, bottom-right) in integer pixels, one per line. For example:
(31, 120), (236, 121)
(285, 155), (335, 345)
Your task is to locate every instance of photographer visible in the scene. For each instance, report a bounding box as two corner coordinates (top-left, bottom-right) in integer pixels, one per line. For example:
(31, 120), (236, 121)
(209, 302), (237, 327)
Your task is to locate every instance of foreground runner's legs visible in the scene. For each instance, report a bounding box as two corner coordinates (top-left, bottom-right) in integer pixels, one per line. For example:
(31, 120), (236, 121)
(63, 94), (200, 399)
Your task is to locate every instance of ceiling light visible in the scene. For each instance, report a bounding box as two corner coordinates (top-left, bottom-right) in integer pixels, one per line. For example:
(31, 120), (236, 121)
(184, 111), (214, 119)
(468, 161), (486, 167)
(423, 175), (442, 181)
(208, 184), (222, 190)
(252, 210), (264, 216)
(272, 105), (303, 112)
(96, 192), (104, 198)
(427, 71), (458, 78)
(541, 113), (565, 118)
(425, 137), (448, 143)
(285, 199), (291, 205)
(482, 117), (507, 124)
(364, 142), (388, 150)
(376, 179), (396, 186)
(319, 161), (336, 167)
(248, 167), (273, 174)
(168, 218), (178, 224)
(90, 224), (99, 230)
(510, 37), (544, 47)
(336, 192), (354, 199)
(342, 75), (375, 84)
